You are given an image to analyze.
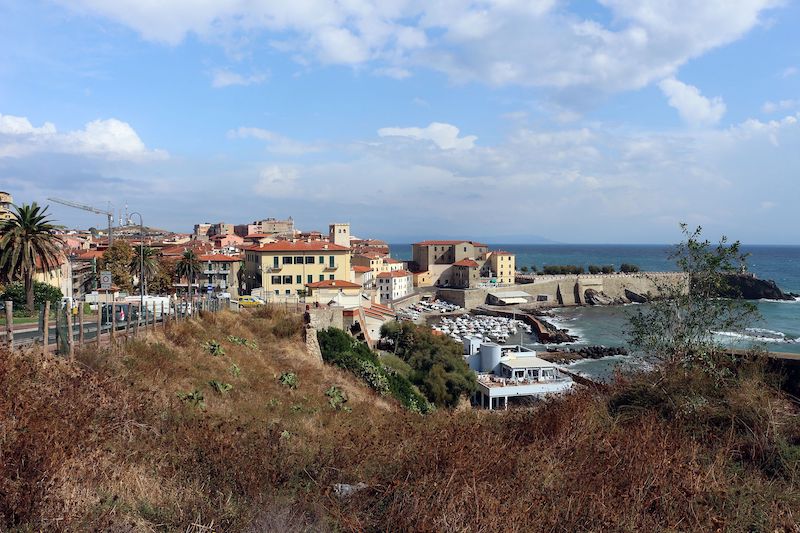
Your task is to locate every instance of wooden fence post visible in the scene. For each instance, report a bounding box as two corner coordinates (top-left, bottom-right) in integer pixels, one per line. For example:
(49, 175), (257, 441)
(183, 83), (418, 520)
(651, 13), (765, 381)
(161, 302), (166, 331)
(78, 304), (84, 346)
(110, 303), (116, 344)
(65, 306), (74, 360)
(42, 301), (51, 354)
(134, 304), (140, 336)
(4, 300), (13, 348)
(96, 303), (102, 346)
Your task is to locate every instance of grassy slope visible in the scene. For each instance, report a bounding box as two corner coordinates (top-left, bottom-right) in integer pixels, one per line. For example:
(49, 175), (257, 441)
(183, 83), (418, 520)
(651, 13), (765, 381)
(1, 309), (798, 532)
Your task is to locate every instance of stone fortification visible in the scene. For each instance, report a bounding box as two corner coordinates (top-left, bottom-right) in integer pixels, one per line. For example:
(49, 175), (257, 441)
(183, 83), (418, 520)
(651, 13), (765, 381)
(436, 272), (688, 309)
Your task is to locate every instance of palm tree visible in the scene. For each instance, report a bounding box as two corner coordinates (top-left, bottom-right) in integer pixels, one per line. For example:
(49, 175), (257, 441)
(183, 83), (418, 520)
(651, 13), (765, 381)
(130, 246), (160, 294)
(0, 203), (64, 312)
(175, 249), (200, 299)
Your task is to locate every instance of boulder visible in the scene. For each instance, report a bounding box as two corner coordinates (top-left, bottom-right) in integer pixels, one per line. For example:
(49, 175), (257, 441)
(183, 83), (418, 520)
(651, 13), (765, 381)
(584, 288), (614, 306)
(624, 289), (649, 303)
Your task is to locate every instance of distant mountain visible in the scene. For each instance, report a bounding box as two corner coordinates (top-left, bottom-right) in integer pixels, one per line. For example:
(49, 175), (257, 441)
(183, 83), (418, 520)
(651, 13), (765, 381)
(386, 234), (560, 245)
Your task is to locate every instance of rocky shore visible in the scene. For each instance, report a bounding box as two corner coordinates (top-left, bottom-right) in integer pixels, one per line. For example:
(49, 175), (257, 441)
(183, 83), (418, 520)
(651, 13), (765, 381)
(540, 345), (629, 365)
(721, 273), (799, 301)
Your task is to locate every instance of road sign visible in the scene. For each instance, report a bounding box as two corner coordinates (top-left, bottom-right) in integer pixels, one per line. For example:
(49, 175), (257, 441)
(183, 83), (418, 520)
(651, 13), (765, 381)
(100, 271), (113, 290)
(207, 285), (213, 293)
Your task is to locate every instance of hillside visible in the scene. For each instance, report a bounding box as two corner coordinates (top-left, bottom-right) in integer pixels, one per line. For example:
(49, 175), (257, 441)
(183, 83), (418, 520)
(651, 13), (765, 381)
(1, 308), (798, 531)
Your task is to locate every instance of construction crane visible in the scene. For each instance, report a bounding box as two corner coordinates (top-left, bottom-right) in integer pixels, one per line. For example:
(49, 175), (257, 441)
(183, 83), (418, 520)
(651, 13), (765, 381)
(48, 197), (114, 244)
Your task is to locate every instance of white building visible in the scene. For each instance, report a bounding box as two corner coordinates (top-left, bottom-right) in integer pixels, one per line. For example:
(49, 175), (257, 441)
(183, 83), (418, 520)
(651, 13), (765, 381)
(376, 269), (413, 303)
(464, 341), (574, 410)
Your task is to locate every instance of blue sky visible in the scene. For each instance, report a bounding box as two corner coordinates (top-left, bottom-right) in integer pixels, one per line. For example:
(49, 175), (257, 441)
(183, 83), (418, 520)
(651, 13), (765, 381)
(1, 0), (799, 243)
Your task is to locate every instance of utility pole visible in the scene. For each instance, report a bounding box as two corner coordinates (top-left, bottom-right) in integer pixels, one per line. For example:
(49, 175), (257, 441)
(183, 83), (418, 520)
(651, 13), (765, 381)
(129, 212), (145, 317)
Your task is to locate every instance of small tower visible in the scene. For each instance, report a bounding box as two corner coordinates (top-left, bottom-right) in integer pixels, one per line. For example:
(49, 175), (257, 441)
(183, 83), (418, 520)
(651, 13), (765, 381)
(329, 223), (350, 247)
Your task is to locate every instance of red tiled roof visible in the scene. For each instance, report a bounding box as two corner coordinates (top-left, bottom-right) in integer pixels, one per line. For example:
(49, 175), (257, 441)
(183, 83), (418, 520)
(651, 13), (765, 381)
(453, 259), (479, 268)
(306, 279), (362, 289)
(493, 251), (512, 255)
(244, 233), (275, 238)
(384, 258), (402, 264)
(198, 254), (239, 262)
(414, 240), (488, 247)
(376, 269), (411, 279)
(243, 241), (349, 252)
(352, 266), (372, 273)
(355, 252), (382, 259)
(75, 250), (104, 261)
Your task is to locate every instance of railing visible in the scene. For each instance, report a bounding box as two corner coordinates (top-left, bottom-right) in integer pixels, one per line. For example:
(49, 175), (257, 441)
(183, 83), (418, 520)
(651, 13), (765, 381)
(1, 296), (231, 358)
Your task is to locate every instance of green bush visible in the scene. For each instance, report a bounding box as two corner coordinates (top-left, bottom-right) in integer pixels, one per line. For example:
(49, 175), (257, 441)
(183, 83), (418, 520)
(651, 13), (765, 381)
(620, 263), (641, 273)
(317, 328), (432, 413)
(279, 372), (298, 389)
(1, 281), (63, 311)
(380, 321), (476, 408)
(201, 340), (225, 356)
(208, 380), (233, 394)
(542, 265), (585, 275)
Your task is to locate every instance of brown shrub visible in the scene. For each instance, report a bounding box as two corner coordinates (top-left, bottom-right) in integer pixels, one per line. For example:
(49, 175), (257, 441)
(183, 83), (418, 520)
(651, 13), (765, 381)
(1, 310), (798, 531)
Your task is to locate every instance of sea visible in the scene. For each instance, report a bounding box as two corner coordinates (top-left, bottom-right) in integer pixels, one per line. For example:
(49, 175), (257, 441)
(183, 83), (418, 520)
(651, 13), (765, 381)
(390, 244), (800, 380)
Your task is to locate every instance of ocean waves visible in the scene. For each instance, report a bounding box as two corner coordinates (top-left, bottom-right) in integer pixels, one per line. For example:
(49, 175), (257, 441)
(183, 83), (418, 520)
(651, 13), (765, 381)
(713, 328), (799, 344)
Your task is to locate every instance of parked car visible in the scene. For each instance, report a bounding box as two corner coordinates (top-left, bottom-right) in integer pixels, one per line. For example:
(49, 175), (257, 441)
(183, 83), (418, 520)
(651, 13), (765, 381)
(236, 295), (265, 308)
(101, 303), (132, 324)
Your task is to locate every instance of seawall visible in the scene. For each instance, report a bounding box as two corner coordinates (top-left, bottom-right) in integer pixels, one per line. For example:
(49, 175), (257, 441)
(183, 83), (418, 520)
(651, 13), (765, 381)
(436, 272), (688, 309)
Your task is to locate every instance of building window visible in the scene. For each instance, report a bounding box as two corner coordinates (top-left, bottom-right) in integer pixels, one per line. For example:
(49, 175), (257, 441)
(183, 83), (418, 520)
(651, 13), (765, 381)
(283, 275), (292, 284)
(319, 275), (324, 281)
(271, 276), (281, 284)
(274, 289), (279, 295)
(307, 275), (313, 283)
(273, 257), (279, 268)
(296, 275), (302, 284)
(294, 256), (304, 264)
(329, 274), (334, 280)
(319, 255), (325, 264)
(329, 256), (335, 268)
(282, 256), (292, 264)
(305, 256), (314, 264)
(285, 289), (291, 295)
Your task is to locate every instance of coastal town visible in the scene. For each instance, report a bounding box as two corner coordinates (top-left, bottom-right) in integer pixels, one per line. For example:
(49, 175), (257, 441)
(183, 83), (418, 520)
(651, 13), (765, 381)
(4, 189), (690, 408)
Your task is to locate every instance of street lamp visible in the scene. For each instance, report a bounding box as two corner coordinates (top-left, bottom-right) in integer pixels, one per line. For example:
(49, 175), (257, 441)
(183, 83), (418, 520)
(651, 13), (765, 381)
(128, 212), (144, 319)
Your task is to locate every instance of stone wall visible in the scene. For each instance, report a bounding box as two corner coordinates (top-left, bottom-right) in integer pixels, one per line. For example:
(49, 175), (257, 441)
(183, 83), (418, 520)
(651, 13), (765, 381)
(436, 272), (688, 310)
(308, 307), (345, 330)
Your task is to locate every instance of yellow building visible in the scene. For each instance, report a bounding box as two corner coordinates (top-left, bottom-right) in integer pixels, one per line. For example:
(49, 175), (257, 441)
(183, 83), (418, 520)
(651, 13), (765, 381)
(486, 251), (516, 285)
(0, 191), (13, 221)
(243, 241), (351, 297)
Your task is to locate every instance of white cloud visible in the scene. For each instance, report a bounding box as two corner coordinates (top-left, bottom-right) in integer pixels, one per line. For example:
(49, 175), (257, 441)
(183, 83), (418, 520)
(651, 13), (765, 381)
(56, 0), (780, 99)
(0, 113), (166, 160)
(210, 69), (268, 88)
(228, 127), (322, 155)
(658, 78), (726, 127)
(378, 122), (477, 150)
(374, 66), (412, 79)
(253, 165), (299, 198)
(762, 99), (797, 114)
(781, 66), (798, 78)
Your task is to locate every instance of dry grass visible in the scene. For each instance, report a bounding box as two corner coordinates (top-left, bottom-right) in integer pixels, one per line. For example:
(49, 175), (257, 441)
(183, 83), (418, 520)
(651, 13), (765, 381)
(1, 309), (798, 532)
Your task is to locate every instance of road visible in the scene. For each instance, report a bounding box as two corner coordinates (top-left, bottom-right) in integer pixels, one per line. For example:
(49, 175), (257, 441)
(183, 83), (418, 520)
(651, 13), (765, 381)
(2, 316), (174, 348)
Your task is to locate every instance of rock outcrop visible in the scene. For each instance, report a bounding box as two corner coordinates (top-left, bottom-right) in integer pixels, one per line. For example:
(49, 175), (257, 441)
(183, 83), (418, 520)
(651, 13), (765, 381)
(721, 274), (796, 301)
(624, 289), (649, 303)
(584, 288), (628, 306)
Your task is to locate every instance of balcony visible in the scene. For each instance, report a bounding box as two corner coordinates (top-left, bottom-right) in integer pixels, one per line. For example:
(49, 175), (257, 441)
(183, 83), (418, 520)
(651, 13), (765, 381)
(323, 264), (338, 271)
(263, 265), (283, 273)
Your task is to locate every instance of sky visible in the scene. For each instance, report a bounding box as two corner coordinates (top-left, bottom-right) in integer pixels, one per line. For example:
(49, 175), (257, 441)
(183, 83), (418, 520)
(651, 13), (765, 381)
(1, 0), (799, 244)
